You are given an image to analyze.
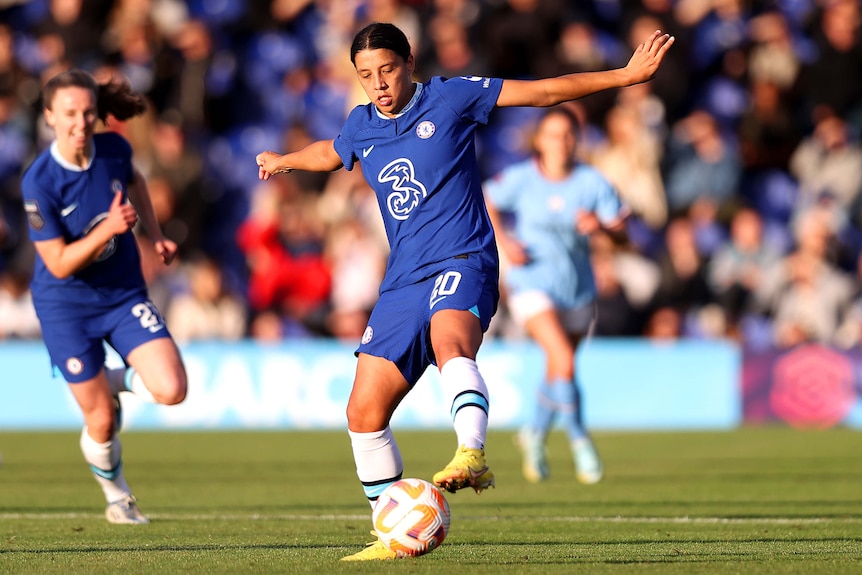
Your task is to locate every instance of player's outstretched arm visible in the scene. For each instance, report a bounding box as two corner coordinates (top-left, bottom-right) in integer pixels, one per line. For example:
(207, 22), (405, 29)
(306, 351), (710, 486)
(128, 168), (178, 265)
(256, 139), (342, 180)
(496, 30), (674, 108)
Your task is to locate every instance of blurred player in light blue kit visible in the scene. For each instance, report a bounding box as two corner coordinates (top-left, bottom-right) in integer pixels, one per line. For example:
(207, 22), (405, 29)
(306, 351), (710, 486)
(21, 69), (187, 524)
(485, 106), (628, 484)
(256, 22), (672, 560)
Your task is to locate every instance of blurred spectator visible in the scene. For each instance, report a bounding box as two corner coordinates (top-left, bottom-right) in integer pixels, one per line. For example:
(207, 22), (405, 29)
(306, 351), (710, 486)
(590, 232), (661, 336)
(0, 87), (30, 270)
(789, 110), (862, 234)
(747, 9), (802, 91)
(419, 13), (490, 79)
(674, 0), (748, 75)
(324, 216), (386, 341)
(835, 251), (862, 349)
(591, 249), (643, 336)
(664, 109), (741, 216)
(143, 110), (209, 254)
(0, 263), (40, 339)
(621, 3), (691, 124)
(707, 206), (777, 337)
(480, 0), (569, 79)
(165, 19), (220, 135)
(247, 308), (288, 342)
(649, 215), (715, 336)
(590, 231), (658, 336)
(360, 0), (423, 58)
(590, 102), (667, 231)
(794, 0), (862, 133)
(738, 79), (800, 175)
(31, 0), (116, 71)
(236, 180), (331, 337)
(165, 254), (247, 342)
(643, 305), (683, 340)
(753, 206), (856, 348)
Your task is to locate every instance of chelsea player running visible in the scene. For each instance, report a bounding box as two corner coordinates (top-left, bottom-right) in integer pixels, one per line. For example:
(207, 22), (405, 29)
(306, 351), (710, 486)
(256, 22), (673, 560)
(22, 69), (187, 524)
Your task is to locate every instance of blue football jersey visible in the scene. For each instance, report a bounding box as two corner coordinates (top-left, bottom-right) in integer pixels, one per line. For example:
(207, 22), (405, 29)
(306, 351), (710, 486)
(333, 76), (504, 293)
(484, 159), (625, 308)
(22, 131), (146, 309)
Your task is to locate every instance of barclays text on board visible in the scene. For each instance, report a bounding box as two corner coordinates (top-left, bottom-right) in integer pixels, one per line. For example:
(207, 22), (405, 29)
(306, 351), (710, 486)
(0, 339), (741, 430)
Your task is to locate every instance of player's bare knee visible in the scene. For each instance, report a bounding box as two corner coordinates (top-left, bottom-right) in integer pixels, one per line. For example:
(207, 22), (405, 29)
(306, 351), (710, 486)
(146, 370), (187, 405)
(158, 379), (187, 405)
(346, 403), (385, 433)
(86, 411), (115, 441)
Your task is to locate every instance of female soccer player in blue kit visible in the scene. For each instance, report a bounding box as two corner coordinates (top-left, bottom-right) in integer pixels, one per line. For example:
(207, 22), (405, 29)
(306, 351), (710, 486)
(21, 69), (187, 524)
(484, 106), (627, 485)
(256, 22), (673, 560)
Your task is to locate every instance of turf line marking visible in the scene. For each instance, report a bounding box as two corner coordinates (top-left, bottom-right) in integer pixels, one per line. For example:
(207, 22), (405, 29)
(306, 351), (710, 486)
(2, 513), (860, 524)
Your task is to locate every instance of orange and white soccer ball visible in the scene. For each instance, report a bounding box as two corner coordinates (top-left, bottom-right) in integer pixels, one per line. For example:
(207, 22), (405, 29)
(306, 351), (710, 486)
(372, 478), (451, 557)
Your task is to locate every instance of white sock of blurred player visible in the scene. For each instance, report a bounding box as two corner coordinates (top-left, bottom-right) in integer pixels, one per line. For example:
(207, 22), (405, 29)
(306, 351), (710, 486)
(79, 427), (131, 503)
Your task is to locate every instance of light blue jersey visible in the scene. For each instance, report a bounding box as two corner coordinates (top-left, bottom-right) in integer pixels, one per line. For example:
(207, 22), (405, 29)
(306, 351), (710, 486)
(484, 159), (625, 309)
(333, 76), (504, 293)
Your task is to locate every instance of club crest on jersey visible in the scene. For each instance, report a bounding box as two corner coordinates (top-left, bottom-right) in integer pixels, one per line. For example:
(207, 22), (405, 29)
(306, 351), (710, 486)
(416, 121), (435, 139)
(361, 325), (374, 344)
(23, 200), (45, 230)
(66, 357), (84, 375)
(111, 179), (123, 194)
(378, 158), (428, 220)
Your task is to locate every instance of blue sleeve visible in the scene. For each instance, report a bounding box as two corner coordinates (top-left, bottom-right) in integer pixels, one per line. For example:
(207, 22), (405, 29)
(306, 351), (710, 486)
(21, 161), (63, 241)
(333, 106), (364, 171)
(432, 76), (503, 125)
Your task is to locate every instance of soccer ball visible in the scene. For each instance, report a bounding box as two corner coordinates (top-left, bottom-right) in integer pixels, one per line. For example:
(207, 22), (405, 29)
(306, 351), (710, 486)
(372, 478), (451, 557)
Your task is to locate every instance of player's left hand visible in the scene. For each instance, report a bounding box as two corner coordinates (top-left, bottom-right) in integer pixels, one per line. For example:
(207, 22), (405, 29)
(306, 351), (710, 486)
(153, 238), (178, 266)
(624, 30), (675, 85)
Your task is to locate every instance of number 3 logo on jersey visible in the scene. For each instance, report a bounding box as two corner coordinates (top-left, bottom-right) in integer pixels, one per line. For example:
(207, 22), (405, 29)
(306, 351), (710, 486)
(378, 158), (428, 221)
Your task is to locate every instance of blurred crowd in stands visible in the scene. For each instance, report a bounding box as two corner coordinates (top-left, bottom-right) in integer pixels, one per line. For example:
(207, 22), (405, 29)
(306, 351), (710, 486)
(1, 0), (861, 351)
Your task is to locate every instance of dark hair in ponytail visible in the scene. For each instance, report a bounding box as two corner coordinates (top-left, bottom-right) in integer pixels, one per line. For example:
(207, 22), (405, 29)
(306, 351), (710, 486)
(42, 68), (147, 122)
(350, 22), (411, 66)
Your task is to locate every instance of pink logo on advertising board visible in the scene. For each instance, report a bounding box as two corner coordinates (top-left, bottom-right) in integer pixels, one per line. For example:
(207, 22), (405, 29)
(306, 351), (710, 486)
(770, 344), (855, 428)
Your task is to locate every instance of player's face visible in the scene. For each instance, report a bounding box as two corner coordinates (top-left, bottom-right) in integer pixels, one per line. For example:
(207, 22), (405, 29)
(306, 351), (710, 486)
(534, 113), (577, 169)
(44, 86), (98, 156)
(354, 48), (415, 118)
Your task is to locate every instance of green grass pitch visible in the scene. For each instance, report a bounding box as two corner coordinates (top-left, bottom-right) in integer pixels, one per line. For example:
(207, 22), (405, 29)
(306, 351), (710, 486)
(1, 428), (861, 574)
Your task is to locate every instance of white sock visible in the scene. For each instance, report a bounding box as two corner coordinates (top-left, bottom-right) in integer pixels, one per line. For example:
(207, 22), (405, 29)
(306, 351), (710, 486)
(439, 357), (489, 450)
(79, 427), (131, 503)
(348, 427), (403, 508)
(105, 367), (156, 403)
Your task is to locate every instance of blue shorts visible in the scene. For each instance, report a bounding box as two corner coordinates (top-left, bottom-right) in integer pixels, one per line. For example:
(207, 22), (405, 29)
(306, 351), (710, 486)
(356, 253), (499, 385)
(37, 293), (172, 383)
